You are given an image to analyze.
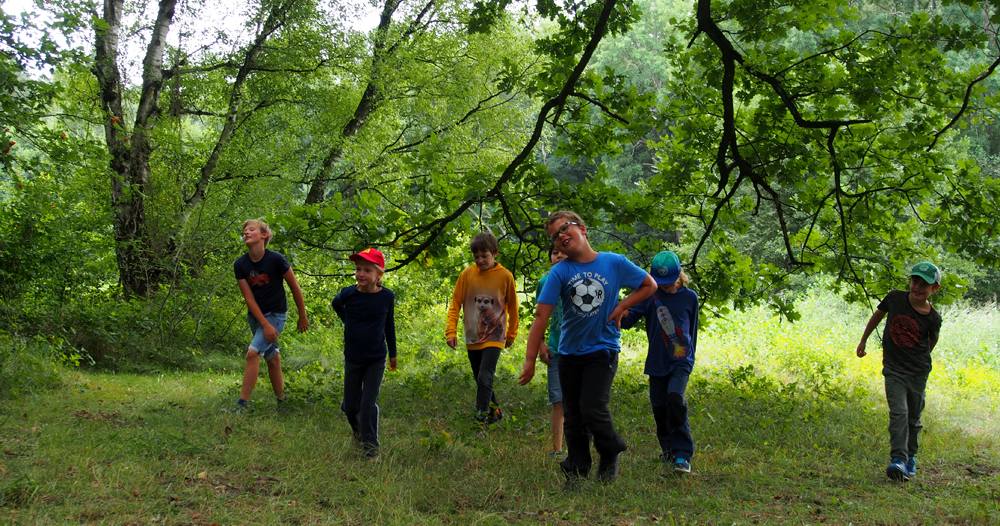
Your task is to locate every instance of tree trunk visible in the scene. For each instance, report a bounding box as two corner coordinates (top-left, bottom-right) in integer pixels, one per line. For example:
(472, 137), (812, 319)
(92, 0), (177, 298)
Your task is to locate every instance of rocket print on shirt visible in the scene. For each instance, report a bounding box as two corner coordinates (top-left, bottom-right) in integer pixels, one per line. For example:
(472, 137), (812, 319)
(655, 304), (687, 358)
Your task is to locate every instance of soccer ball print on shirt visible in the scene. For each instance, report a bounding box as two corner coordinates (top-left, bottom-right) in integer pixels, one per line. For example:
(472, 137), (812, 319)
(569, 277), (605, 315)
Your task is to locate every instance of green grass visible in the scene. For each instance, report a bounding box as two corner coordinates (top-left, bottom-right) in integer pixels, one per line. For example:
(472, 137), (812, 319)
(3, 293), (1000, 524)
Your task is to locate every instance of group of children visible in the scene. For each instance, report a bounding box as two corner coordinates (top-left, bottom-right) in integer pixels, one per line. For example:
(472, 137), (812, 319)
(232, 215), (943, 485)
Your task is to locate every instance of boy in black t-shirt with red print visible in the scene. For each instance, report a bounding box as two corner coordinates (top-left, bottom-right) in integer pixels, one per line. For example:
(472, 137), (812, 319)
(856, 262), (943, 482)
(233, 219), (309, 411)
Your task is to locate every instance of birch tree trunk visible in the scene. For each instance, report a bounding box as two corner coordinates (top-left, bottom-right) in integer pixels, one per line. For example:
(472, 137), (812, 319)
(92, 0), (176, 298)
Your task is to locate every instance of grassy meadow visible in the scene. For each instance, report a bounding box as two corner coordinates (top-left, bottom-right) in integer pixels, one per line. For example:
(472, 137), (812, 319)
(2, 291), (1000, 525)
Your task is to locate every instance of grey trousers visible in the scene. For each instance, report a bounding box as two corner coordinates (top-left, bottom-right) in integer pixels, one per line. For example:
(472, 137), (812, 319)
(468, 347), (501, 412)
(883, 367), (927, 462)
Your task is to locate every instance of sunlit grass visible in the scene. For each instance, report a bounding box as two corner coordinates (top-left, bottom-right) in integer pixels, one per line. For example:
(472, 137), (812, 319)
(2, 290), (1000, 524)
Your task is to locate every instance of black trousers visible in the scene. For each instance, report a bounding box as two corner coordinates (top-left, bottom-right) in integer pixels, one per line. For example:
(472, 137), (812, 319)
(467, 347), (501, 412)
(341, 359), (386, 450)
(559, 351), (627, 476)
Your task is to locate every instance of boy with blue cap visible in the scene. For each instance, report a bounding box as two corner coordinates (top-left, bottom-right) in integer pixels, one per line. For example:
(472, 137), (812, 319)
(621, 250), (699, 474)
(856, 262), (943, 481)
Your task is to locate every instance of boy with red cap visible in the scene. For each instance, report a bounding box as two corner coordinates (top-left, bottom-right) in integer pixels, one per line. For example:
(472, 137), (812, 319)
(233, 219), (309, 412)
(332, 248), (397, 460)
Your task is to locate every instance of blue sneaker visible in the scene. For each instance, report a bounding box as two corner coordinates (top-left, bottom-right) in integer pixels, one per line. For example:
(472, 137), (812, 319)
(674, 458), (691, 474)
(905, 457), (917, 477)
(886, 459), (909, 481)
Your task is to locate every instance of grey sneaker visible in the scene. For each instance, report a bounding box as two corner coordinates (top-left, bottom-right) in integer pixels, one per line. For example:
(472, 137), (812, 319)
(886, 459), (909, 481)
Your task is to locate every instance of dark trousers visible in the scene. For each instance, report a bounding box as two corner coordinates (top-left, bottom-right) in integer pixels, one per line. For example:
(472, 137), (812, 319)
(559, 351), (627, 476)
(883, 367), (927, 461)
(649, 371), (694, 460)
(341, 359), (386, 450)
(467, 347), (501, 412)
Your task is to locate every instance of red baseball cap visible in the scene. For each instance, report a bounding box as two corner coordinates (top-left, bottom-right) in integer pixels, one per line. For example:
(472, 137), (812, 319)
(349, 248), (385, 269)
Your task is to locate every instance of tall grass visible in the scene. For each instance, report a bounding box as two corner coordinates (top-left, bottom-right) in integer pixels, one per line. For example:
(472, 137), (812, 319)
(1, 289), (999, 524)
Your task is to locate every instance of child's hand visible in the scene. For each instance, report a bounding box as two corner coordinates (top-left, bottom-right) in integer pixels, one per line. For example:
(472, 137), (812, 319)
(539, 343), (551, 365)
(856, 342), (866, 358)
(297, 316), (309, 333)
(263, 322), (279, 344)
(608, 305), (628, 329)
(518, 360), (535, 386)
(446, 337), (457, 349)
(389, 357), (397, 371)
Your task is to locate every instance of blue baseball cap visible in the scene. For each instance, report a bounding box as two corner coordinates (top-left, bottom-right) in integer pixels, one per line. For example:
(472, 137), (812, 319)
(650, 251), (681, 285)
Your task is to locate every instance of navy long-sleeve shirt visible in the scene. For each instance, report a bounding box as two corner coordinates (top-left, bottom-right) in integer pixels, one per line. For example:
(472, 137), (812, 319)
(621, 287), (698, 376)
(331, 285), (397, 362)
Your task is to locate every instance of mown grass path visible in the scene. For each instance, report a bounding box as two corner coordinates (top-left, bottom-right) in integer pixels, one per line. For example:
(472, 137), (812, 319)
(3, 296), (1000, 524)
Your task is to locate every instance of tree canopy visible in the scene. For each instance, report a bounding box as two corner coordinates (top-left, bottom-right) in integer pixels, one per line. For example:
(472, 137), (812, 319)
(2, 0), (1000, 354)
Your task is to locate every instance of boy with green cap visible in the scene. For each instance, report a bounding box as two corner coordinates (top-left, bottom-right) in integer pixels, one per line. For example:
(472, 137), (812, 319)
(856, 262), (943, 482)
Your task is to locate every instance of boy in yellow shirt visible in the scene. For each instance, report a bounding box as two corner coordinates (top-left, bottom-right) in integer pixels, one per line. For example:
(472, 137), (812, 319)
(446, 232), (519, 426)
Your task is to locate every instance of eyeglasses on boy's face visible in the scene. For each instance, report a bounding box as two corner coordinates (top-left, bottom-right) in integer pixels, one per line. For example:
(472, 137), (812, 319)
(549, 221), (579, 244)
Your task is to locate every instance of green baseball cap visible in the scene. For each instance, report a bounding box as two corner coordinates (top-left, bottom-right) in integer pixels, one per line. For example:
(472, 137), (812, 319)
(910, 262), (941, 285)
(650, 251), (681, 285)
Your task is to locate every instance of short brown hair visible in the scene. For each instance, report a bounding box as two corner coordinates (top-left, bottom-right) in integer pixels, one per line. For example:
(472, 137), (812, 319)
(242, 219), (272, 247)
(544, 211), (586, 230)
(470, 232), (498, 254)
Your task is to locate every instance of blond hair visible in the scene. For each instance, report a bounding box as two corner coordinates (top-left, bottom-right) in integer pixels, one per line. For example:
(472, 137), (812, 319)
(242, 219), (272, 247)
(677, 270), (691, 287)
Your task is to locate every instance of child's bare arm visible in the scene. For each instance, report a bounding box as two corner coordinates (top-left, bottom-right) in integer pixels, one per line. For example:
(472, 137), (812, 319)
(609, 274), (657, 328)
(445, 278), (464, 348)
(856, 309), (886, 357)
(283, 268), (309, 332)
(505, 278), (519, 348)
(238, 279), (278, 343)
(520, 303), (555, 385)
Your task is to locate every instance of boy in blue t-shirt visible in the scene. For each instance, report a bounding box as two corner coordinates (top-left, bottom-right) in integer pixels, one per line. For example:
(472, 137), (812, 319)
(521, 211), (656, 488)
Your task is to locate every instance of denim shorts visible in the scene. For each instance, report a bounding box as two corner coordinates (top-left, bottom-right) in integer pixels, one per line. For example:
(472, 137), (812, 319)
(247, 312), (287, 361)
(547, 352), (563, 404)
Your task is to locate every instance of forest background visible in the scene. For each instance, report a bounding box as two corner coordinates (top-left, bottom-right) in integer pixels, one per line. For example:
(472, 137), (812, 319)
(3, 0), (1000, 523)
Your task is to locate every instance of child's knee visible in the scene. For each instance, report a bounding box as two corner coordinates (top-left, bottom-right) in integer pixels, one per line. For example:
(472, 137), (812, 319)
(265, 354), (282, 370)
